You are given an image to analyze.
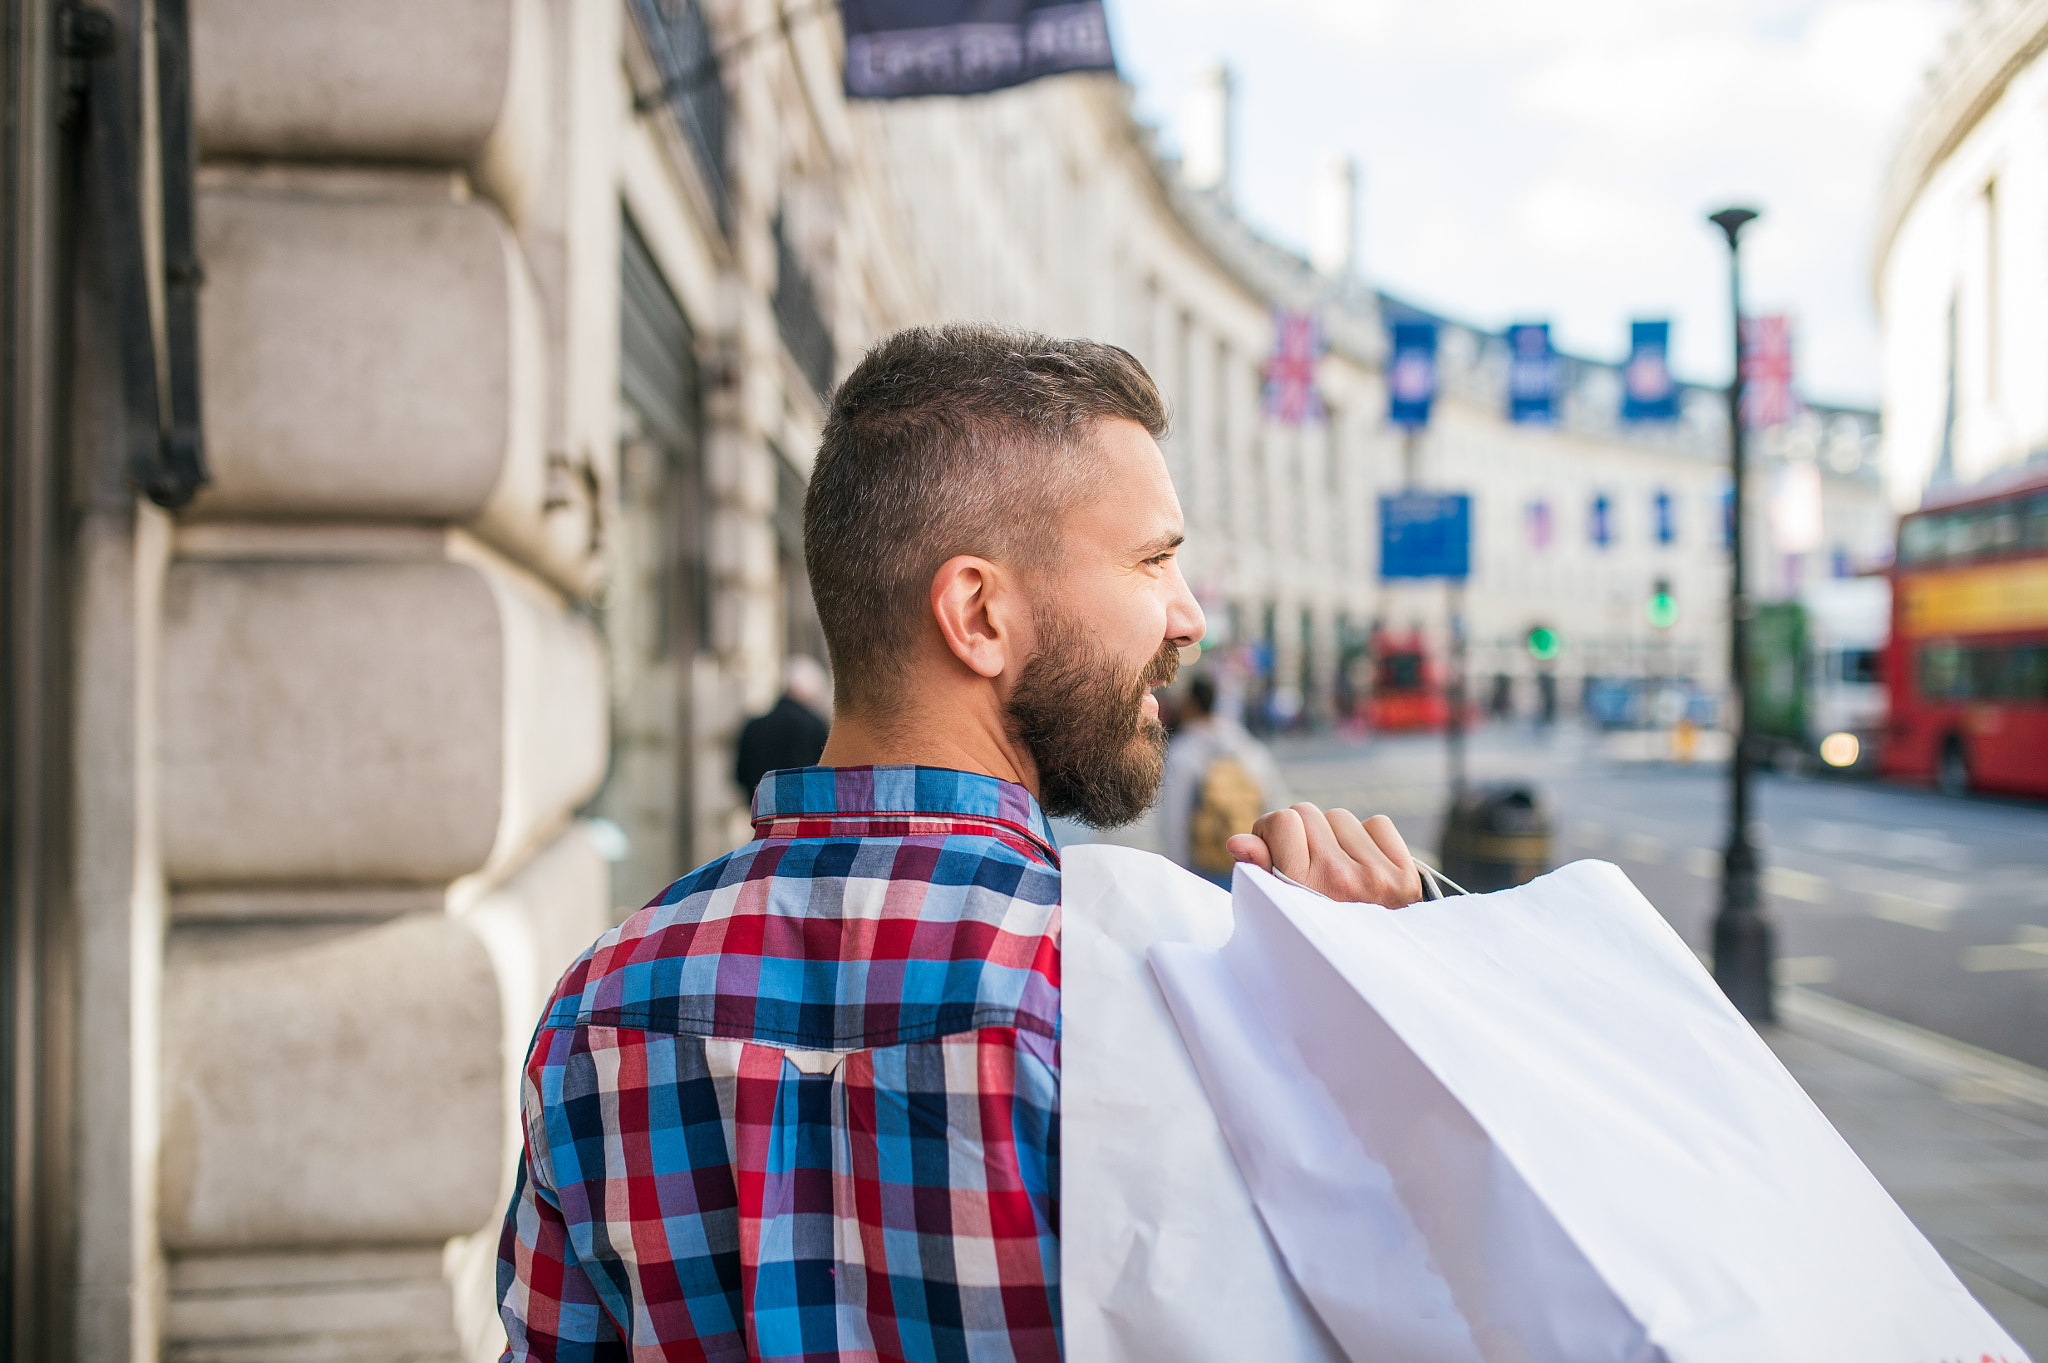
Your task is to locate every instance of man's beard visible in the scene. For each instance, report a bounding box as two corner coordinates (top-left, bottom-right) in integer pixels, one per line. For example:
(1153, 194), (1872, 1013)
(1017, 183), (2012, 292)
(1005, 614), (1179, 829)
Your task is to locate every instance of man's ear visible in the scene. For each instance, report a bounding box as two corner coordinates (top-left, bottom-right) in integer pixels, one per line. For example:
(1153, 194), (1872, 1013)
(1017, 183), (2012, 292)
(929, 555), (1023, 680)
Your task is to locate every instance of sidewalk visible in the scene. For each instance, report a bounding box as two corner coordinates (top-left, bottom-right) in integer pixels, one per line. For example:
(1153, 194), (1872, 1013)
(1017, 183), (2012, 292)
(1770, 987), (2048, 1353)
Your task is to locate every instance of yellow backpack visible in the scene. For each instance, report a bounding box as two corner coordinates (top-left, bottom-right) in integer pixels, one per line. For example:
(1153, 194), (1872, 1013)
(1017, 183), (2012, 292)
(1190, 755), (1264, 875)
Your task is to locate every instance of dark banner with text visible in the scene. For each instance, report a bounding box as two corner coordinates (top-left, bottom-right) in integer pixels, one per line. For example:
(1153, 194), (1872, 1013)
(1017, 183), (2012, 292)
(844, 1), (1117, 99)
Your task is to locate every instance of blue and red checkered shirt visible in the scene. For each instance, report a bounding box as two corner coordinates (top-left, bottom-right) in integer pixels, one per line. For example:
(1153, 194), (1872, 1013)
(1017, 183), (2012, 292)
(498, 766), (1062, 1362)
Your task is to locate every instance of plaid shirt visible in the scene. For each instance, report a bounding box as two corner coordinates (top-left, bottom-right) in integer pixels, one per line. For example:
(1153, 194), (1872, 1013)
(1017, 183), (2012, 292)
(498, 766), (1063, 1362)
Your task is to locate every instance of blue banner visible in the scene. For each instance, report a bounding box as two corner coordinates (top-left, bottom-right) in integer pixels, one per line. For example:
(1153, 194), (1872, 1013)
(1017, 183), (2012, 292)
(1507, 323), (1559, 424)
(1380, 492), (1470, 580)
(1622, 319), (1678, 421)
(843, 1), (1117, 99)
(1387, 321), (1438, 428)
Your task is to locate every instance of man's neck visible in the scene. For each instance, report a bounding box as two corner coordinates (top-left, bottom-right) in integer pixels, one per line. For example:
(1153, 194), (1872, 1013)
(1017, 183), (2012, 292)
(818, 705), (1040, 794)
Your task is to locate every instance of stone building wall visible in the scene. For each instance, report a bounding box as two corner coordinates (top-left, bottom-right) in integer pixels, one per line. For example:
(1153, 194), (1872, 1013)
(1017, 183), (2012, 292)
(44, 0), (933, 1356)
(145, 0), (612, 1355)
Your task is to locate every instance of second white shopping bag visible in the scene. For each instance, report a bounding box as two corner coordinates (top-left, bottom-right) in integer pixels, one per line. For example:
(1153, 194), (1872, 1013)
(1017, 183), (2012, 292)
(1149, 859), (2026, 1363)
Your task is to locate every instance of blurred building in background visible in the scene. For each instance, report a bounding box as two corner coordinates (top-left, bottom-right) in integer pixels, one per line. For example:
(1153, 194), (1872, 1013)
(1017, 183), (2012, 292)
(1878, 0), (2048, 507)
(2, 4), (1888, 1357)
(863, 71), (1885, 734)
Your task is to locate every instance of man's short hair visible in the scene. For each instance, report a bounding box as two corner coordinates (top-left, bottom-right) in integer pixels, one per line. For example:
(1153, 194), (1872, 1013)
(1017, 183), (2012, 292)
(804, 324), (1169, 715)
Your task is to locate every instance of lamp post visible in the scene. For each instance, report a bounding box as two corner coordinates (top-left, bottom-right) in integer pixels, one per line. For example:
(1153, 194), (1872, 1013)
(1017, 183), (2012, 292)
(1707, 206), (1775, 1023)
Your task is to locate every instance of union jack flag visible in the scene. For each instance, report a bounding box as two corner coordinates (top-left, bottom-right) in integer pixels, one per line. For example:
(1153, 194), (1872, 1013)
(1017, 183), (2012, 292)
(1263, 309), (1326, 425)
(1740, 314), (1797, 431)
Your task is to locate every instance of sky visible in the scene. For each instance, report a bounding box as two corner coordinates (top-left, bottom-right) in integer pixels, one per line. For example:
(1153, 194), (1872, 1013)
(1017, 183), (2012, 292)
(1103, 0), (1958, 408)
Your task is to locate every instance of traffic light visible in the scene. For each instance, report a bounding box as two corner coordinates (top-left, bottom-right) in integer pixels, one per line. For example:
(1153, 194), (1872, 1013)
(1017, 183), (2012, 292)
(1647, 578), (1678, 628)
(1526, 625), (1562, 661)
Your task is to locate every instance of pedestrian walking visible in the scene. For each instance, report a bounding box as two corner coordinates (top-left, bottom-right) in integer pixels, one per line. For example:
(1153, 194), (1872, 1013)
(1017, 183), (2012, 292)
(732, 654), (830, 797)
(496, 324), (1421, 1361)
(1159, 672), (1291, 886)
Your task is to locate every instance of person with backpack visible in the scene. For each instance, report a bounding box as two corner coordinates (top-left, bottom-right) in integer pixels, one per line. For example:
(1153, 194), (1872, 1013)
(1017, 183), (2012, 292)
(1160, 672), (1293, 886)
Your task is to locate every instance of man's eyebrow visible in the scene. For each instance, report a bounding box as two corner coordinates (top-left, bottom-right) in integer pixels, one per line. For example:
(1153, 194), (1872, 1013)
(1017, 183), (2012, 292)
(1132, 531), (1185, 557)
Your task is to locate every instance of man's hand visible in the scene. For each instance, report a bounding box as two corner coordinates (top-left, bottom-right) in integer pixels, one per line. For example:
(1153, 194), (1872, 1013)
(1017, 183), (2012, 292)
(1226, 803), (1425, 908)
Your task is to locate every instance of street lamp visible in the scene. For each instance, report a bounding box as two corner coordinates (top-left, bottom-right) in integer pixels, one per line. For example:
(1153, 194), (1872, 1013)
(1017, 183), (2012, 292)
(1707, 206), (1775, 1023)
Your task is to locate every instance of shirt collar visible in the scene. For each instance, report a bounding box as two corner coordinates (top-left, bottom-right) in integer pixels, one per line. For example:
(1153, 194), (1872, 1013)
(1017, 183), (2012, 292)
(751, 765), (1057, 853)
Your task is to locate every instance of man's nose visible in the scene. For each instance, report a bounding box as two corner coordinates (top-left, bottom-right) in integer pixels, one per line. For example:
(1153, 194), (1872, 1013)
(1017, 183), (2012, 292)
(1167, 577), (1206, 655)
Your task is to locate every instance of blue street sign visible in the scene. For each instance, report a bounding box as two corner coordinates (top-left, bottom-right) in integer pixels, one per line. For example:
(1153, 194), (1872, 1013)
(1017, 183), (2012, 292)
(1380, 492), (1471, 580)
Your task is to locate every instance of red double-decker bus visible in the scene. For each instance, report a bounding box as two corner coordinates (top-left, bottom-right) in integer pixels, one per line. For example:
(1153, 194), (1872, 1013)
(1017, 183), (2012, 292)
(1883, 467), (2048, 797)
(1365, 626), (1449, 732)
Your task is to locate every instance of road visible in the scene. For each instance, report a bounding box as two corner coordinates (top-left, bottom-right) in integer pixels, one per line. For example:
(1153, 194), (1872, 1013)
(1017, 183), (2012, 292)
(1268, 725), (2048, 1071)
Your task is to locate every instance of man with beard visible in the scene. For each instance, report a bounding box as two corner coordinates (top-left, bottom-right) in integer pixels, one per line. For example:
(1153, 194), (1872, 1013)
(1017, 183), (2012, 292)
(498, 325), (1425, 1361)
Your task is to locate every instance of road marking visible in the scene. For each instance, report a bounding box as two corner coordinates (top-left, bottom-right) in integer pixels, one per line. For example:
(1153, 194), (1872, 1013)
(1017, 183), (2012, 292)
(1620, 833), (1666, 865)
(1683, 847), (1718, 878)
(1870, 894), (1957, 932)
(1774, 956), (1836, 985)
(1763, 866), (1831, 904)
(1961, 926), (2048, 973)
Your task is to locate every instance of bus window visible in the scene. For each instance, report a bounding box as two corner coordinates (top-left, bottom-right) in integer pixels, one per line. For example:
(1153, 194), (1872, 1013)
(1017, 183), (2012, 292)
(1380, 651), (1423, 691)
(2027, 494), (2048, 549)
(1920, 644), (2048, 699)
(1840, 648), (1879, 685)
(1900, 515), (1941, 563)
(1920, 645), (1967, 698)
(2004, 646), (2048, 699)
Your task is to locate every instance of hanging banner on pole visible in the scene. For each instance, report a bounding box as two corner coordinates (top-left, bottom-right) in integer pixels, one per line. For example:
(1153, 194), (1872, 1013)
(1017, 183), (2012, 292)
(843, 1), (1118, 99)
(1740, 314), (1797, 430)
(1263, 309), (1326, 425)
(1622, 320), (1678, 421)
(1506, 323), (1559, 424)
(1380, 492), (1470, 580)
(1387, 321), (1438, 428)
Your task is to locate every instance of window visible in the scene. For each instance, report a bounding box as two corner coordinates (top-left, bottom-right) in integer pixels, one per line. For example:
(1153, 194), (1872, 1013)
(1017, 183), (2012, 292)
(1983, 177), (2000, 403)
(1590, 493), (1613, 549)
(1899, 501), (2042, 564)
(1919, 643), (2048, 700)
(773, 213), (833, 398)
(629, 0), (730, 229)
(1830, 648), (1880, 686)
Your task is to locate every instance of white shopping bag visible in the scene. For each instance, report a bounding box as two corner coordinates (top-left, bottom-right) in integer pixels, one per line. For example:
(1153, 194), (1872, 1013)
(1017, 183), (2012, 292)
(1149, 859), (2029, 1363)
(1059, 844), (1344, 1363)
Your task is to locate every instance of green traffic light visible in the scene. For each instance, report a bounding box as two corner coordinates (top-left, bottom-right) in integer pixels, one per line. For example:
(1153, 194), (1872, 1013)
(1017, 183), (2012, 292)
(1527, 626), (1561, 661)
(1647, 591), (1678, 628)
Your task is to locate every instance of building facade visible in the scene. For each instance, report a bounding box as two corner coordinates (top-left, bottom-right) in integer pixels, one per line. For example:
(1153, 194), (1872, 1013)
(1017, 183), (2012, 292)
(862, 76), (1886, 731)
(1878, 0), (2048, 506)
(3, 0), (934, 1356)
(2, 6), (1884, 1358)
